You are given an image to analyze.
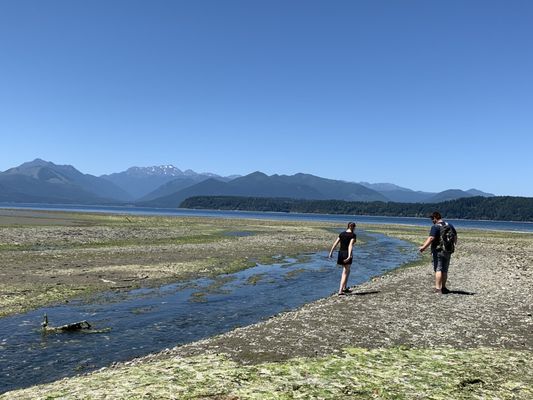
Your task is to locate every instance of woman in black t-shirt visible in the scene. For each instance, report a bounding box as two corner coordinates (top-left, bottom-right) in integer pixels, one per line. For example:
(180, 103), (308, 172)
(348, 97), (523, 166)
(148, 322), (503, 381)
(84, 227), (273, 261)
(328, 222), (357, 295)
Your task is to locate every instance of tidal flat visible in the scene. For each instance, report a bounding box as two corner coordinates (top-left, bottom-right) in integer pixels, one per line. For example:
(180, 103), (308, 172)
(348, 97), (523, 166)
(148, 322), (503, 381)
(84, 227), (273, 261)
(1, 210), (532, 399)
(0, 209), (336, 317)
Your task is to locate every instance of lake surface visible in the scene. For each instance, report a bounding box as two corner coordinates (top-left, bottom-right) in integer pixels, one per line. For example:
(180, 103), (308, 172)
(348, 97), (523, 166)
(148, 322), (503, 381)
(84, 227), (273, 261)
(0, 231), (418, 393)
(1, 203), (532, 232)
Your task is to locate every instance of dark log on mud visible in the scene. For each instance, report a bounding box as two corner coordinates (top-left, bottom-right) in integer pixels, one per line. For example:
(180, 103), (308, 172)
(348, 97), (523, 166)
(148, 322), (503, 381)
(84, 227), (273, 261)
(41, 314), (91, 334)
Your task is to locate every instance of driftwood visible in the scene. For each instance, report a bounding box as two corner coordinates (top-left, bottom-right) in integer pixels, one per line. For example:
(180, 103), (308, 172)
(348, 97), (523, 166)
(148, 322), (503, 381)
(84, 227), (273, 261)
(41, 313), (91, 334)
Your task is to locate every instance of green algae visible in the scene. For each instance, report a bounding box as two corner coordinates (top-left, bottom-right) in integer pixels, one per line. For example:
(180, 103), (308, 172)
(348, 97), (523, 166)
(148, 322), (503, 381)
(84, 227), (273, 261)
(4, 347), (531, 399)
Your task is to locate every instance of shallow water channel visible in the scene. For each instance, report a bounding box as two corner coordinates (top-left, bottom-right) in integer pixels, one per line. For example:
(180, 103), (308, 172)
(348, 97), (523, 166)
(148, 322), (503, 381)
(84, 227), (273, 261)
(0, 231), (418, 393)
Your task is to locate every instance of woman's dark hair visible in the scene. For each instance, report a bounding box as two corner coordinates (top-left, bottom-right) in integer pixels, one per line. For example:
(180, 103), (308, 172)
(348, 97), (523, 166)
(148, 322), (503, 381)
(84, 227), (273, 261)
(347, 222), (356, 229)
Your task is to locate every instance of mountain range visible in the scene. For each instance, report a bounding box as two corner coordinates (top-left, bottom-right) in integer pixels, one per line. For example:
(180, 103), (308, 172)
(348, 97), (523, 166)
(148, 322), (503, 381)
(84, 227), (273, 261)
(0, 159), (496, 207)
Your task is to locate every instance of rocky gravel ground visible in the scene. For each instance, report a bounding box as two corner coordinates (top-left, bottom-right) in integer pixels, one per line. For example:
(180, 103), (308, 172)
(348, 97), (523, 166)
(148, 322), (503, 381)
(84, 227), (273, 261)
(150, 228), (533, 363)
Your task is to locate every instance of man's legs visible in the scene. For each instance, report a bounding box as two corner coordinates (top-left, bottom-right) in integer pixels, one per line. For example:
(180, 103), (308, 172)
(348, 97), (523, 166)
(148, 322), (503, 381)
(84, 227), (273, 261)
(441, 254), (450, 292)
(435, 271), (443, 290)
(432, 252), (441, 291)
(434, 253), (451, 293)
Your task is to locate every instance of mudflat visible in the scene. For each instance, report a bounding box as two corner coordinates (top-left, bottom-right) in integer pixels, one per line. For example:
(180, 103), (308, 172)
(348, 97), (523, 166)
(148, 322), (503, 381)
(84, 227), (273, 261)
(1, 210), (532, 399)
(0, 209), (335, 317)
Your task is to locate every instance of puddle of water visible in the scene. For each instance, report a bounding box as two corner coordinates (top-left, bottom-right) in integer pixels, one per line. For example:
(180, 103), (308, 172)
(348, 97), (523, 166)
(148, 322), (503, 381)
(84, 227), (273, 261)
(0, 231), (419, 393)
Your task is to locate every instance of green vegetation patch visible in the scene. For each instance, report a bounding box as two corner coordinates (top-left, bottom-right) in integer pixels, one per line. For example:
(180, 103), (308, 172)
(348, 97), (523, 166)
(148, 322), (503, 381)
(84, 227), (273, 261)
(4, 347), (531, 399)
(0, 233), (228, 252)
(0, 283), (92, 317)
(246, 273), (267, 285)
(283, 268), (308, 280)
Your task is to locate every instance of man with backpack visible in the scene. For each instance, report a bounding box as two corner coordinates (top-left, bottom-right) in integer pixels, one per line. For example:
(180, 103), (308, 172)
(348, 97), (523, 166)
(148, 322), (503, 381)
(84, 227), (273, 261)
(419, 211), (458, 294)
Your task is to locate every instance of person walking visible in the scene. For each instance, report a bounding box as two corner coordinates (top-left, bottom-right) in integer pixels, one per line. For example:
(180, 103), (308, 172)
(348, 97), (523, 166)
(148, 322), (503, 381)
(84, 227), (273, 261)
(419, 211), (458, 294)
(329, 222), (357, 295)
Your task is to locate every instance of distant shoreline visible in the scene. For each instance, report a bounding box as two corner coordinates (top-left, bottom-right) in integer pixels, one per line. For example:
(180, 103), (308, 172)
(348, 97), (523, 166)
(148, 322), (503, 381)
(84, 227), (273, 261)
(1, 203), (533, 232)
(179, 194), (533, 223)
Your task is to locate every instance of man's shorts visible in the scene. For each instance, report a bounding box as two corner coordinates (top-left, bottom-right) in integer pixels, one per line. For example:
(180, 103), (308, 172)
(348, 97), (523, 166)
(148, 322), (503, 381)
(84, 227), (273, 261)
(432, 251), (451, 273)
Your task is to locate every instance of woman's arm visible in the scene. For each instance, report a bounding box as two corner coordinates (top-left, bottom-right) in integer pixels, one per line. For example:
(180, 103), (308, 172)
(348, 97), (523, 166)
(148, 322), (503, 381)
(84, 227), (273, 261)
(346, 238), (355, 261)
(328, 237), (340, 258)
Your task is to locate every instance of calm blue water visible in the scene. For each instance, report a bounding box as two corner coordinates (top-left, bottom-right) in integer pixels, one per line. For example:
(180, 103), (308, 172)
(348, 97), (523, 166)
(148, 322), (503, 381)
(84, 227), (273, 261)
(0, 232), (418, 393)
(1, 203), (532, 232)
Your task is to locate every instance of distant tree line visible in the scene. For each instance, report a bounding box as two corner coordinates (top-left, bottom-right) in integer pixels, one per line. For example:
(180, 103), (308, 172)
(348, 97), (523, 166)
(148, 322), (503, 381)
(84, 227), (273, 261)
(180, 195), (533, 222)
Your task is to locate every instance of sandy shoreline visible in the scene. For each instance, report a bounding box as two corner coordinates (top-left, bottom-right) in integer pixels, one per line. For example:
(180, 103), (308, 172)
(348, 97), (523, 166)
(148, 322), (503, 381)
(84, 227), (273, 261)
(1, 211), (532, 398)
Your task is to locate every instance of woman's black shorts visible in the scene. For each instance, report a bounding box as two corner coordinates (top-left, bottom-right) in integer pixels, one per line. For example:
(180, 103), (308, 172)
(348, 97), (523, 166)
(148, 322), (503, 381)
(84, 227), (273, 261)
(337, 250), (353, 265)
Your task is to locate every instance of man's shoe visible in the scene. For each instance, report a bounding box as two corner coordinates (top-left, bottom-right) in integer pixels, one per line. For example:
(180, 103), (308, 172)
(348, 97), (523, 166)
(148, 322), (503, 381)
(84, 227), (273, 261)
(441, 287), (450, 294)
(434, 288), (442, 294)
(342, 288), (353, 293)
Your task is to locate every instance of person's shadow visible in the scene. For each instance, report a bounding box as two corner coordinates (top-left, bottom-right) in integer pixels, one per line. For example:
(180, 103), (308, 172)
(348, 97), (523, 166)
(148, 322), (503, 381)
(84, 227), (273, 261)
(446, 289), (476, 295)
(352, 290), (380, 296)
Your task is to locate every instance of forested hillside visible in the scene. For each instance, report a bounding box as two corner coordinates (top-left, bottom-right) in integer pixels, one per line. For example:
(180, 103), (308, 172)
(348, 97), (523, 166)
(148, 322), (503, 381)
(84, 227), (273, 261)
(180, 195), (533, 222)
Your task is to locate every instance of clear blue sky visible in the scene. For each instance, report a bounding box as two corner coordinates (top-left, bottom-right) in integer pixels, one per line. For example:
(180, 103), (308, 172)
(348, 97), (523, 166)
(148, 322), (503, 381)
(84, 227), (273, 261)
(1, 1), (532, 196)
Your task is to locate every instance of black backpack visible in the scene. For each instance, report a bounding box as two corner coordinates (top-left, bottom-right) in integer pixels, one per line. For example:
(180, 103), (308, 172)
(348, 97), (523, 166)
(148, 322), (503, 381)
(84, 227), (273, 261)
(436, 222), (456, 253)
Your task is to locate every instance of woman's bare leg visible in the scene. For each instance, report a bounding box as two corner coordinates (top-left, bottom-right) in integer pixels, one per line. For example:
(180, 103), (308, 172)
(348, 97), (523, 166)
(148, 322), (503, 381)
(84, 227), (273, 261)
(339, 265), (351, 294)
